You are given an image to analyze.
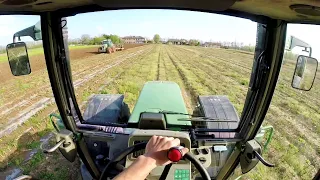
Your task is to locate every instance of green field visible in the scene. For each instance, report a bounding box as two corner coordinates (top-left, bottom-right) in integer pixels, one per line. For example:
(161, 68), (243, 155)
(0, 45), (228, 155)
(0, 44), (318, 179)
(0, 45), (97, 63)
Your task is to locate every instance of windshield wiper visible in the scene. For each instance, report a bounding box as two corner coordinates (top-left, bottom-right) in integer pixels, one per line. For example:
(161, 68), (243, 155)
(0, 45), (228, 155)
(159, 110), (237, 122)
(178, 117), (238, 122)
(159, 110), (193, 116)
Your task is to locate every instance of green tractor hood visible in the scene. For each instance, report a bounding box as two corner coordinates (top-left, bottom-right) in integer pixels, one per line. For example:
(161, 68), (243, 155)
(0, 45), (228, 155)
(128, 81), (191, 128)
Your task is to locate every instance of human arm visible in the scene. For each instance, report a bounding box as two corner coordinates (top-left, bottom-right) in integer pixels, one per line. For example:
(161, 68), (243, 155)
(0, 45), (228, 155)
(113, 135), (189, 180)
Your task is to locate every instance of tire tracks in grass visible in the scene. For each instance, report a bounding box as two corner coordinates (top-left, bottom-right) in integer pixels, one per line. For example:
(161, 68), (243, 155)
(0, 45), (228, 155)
(180, 46), (320, 124)
(83, 47), (155, 103)
(165, 46), (211, 111)
(171, 46), (251, 106)
(157, 51), (161, 80)
(174, 46), (250, 87)
(159, 46), (194, 112)
(99, 46), (159, 108)
(166, 46), (221, 96)
(0, 46), (147, 118)
(79, 48), (153, 101)
(157, 46), (168, 81)
(153, 46), (167, 81)
(0, 47), (153, 138)
(180, 46), (252, 72)
(178, 46), (252, 75)
(161, 50), (168, 81)
(0, 46), (147, 108)
(204, 47), (320, 110)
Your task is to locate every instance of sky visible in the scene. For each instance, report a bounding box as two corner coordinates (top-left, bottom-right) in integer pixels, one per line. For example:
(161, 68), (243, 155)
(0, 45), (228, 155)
(0, 9), (320, 59)
(66, 10), (257, 45)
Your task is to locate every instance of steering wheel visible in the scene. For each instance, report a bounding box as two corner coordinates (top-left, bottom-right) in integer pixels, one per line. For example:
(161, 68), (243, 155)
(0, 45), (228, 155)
(99, 142), (211, 180)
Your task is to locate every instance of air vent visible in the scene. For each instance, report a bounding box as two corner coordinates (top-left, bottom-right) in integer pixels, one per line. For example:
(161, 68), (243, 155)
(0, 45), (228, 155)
(2, 0), (36, 5)
(290, 4), (320, 16)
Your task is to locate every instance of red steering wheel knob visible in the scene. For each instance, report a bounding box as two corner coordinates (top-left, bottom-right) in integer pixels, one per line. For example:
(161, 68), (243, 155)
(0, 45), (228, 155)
(167, 146), (183, 162)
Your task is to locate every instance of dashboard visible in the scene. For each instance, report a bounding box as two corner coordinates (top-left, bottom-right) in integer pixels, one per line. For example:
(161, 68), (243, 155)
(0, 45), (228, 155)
(83, 128), (234, 179)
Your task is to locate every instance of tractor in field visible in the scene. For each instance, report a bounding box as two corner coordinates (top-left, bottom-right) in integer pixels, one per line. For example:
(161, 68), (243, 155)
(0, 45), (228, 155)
(98, 39), (116, 53)
(2, 1), (320, 180)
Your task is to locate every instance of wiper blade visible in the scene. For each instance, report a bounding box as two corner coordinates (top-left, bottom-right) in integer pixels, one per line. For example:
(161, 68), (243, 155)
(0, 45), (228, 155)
(159, 110), (193, 116)
(159, 110), (238, 122)
(178, 117), (238, 122)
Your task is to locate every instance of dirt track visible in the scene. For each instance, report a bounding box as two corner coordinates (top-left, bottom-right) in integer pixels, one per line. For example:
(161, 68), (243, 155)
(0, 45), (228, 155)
(0, 44), (144, 130)
(0, 44), (142, 84)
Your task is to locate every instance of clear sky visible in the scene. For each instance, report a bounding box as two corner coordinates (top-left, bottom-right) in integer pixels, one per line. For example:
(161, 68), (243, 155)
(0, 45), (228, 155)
(0, 9), (320, 59)
(66, 9), (257, 45)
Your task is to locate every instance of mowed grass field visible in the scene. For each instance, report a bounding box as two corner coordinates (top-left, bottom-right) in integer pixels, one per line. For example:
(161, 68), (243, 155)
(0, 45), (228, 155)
(0, 44), (318, 179)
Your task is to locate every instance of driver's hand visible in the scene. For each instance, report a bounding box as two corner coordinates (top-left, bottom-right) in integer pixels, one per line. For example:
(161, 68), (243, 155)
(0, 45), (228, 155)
(143, 135), (189, 166)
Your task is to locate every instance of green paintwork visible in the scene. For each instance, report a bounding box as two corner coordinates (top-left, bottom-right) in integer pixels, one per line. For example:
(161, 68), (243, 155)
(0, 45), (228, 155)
(254, 125), (274, 152)
(128, 81), (191, 127)
(102, 39), (114, 47)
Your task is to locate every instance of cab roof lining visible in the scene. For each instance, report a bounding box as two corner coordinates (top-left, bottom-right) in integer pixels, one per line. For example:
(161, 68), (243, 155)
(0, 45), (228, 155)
(0, 0), (320, 23)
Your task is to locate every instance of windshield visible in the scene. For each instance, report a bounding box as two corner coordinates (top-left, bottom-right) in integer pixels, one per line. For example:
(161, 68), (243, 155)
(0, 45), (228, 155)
(66, 9), (257, 133)
(0, 10), (319, 180)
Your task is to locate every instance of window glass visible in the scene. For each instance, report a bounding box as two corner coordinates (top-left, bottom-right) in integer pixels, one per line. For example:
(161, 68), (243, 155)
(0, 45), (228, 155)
(0, 15), (48, 126)
(240, 23), (320, 179)
(67, 10), (257, 132)
(0, 15), (61, 177)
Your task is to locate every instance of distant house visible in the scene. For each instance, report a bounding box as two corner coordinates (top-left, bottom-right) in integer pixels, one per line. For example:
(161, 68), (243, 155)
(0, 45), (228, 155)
(122, 36), (146, 44)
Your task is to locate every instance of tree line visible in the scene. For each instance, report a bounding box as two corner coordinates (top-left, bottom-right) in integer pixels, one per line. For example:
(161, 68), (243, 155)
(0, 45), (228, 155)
(69, 34), (123, 45)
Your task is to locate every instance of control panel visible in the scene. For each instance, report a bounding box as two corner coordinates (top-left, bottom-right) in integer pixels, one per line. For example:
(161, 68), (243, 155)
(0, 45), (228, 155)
(126, 130), (191, 180)
(191, 147), (212, 168)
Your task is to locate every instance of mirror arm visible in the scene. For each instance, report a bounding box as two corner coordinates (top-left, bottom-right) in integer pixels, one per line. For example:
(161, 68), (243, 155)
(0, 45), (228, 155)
(309, 47), (312, 57)
(12, 25), (36, 43)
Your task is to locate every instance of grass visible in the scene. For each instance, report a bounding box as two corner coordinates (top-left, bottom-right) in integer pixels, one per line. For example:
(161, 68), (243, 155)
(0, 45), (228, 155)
(0, 44), (319, 179)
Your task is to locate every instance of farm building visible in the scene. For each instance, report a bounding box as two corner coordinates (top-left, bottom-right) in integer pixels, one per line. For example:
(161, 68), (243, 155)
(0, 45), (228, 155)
(122, 36), (146, 44)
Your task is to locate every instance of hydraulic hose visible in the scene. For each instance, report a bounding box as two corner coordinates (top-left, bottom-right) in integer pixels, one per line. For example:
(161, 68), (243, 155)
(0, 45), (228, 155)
(253, 150), (275, 167)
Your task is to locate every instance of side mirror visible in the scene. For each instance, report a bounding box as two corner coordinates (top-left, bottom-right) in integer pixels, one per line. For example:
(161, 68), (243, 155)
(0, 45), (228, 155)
(292, 55), (318, 91)
(6, 42), (31, 76)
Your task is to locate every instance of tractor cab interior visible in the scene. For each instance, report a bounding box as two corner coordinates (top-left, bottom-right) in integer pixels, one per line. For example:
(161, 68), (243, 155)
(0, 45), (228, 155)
(1, 0), (319, 180)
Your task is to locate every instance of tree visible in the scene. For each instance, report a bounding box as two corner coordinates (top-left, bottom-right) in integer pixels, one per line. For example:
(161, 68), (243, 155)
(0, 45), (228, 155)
(80, 34), (91, 45)
(68, 38), (80, 45)
(102, 34), (122, 44)
(110, 35), (121, 44)
(153, 34), (160, 43)
(92, 36), (106, 45)
(188, 39), (200, 46)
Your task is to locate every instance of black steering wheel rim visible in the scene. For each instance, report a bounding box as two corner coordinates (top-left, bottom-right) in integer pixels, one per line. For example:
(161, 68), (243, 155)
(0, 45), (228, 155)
(99, 142), (211, 180)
